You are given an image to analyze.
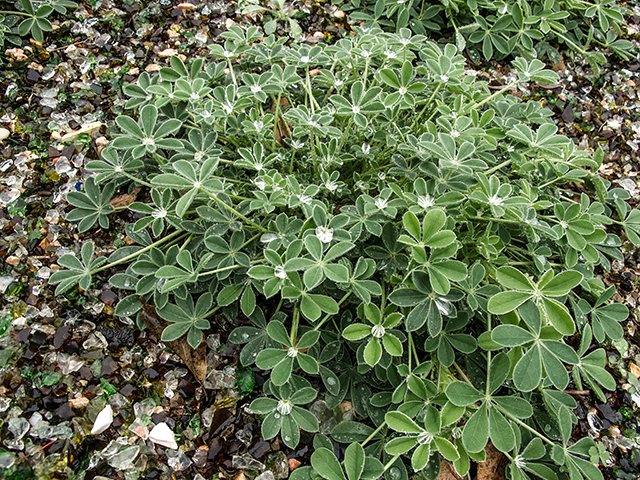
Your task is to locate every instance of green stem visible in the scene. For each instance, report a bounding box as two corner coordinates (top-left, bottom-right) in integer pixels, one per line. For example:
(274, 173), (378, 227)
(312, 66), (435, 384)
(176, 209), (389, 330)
(485, 158), (514, 175)
(274, 297), (285, 314)
(361, 421), (385, 447)
(201, 188), (267, 232)
(382, 454), (402, 473)
(120, 171), (153, 188)
(495, 404), (555, 445)
(453, 362), (474, 386)
(227, 58), (237, 86)
(197, 305), (221, 320)
(90, 230), (184, 275)
(463, 80), (521, 115)
(337, 117), (353, 153)
(409, 82), (443, 131)
(313, 292), (352, 331)
(485, 314), (492, 397)
(290, 307), (300, 345)
(467, 216), (521, 225)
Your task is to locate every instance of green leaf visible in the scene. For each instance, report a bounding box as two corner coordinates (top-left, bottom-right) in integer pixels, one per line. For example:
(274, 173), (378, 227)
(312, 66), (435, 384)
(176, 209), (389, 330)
(488, 291), (533, 314)
(541, 271), (583, 296)
(445, 381), (483, 406)
(364, 337), (382, 366)
(344, 443), (365, 480)
(311, 448), (347, 480)
(267, 320), (293, 347)
(489, 406), (515, 453)
(255, 348), (288, 369)
(462, 403), (489, 453)
(513, 345), (542, 392)
(388, 288), (428, 307)
(540, 298), (575, 335)
(385, 436), (419, 455)
(491, 325), (536, 347)
(271, 355), (294, 386)
(250, 397), (278, 414)
(385, 411), (423, 434)
(343, 324), (372, 340)
(496, 266), (535, 291)
(291, 406), (319, 432)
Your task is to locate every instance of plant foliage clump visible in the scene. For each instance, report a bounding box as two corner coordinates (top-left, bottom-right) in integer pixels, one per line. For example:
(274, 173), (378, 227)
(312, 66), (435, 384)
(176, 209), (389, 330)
(51, 26), (633, 480)
(340, 0), (633, 75)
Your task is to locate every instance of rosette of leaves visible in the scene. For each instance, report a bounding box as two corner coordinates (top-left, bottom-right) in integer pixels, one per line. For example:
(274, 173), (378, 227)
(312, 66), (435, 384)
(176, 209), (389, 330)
(342, 303), (403, 367)
(255, 320), (321, 386)
(249, 379), (319, 448)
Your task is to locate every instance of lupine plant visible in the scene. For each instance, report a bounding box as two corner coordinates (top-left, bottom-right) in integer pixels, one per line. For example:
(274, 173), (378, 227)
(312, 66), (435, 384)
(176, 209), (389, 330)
(341, 0), (632, 75)
(51, 26), (633, 480)
(0, 0), (76, 47)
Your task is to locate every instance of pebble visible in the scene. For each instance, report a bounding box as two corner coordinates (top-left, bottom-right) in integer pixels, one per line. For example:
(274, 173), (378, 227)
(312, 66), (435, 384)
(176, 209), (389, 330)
(0, 128), (10, 141)
(5, 256), (20, 267)
(158, 48), (178, 58)
(177, 3), (196, 11)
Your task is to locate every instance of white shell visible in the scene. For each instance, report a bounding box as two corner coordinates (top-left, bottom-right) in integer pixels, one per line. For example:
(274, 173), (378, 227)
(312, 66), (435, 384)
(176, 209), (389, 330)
(90, 405), (114, 435)
(149, 422), (178, 449)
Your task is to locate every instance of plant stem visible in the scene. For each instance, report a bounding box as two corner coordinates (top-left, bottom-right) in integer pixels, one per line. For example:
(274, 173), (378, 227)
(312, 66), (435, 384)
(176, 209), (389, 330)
(121, 171), (153, 188)
(409, 82), (442, 131)
(313, 292), (352, 330)
(485, 314), (492, 397)
(382, 454), (402, 473)
(463, 80), (521, 115)
(485, 158), (514, 175)
(90, 230), (184, 275)
(227, 58), (237, 86)
(201, 188), (267, 232)
(337, 117), (353, 153)
(361, 421), (385, 447)
(467, 216), (521, 225)
(290, 307), (300, 344)
(495, 404), (555, 445)
(453, 362), (473, 386)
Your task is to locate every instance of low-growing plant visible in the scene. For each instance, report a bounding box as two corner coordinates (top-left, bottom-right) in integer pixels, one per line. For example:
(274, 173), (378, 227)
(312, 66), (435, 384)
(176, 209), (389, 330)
(0, 0), (77, 47)
(340, 0), (634, 76)
(51, 26), (634, 479)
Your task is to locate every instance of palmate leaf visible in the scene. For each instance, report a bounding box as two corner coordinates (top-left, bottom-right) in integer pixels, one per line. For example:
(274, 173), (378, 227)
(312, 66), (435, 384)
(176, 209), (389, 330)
(66, 177), (115, 232)
(49, 242), (107, 295)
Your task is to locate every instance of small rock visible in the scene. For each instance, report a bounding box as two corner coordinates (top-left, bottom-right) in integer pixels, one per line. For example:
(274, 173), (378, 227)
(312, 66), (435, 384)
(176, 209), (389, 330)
(158, 48), (178, 58)
(333, 9), (345, 19)
(628, 362), (640, 379)
(177, 2), (196, 11)
(289, 459), (301, 471)
(70, 397), (90, 409)
(0, 128), (10, 141)
(5, 256), (20, 267)
(145, 64), (161, 72)
(5, 48), (27, 61)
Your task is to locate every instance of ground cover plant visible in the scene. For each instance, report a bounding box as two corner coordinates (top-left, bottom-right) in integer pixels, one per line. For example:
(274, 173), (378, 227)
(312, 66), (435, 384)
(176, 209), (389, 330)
(41, 21), (640, 479)
(338, 0), (634, 76)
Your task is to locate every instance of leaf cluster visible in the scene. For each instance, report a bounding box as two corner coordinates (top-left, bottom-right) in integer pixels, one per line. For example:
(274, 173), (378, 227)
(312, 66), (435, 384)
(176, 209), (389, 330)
(52, 27), (634, 480)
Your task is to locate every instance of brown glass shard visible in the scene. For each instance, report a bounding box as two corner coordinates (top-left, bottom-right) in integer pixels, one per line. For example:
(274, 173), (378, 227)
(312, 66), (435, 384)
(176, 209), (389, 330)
(139, 297), (207, 384)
